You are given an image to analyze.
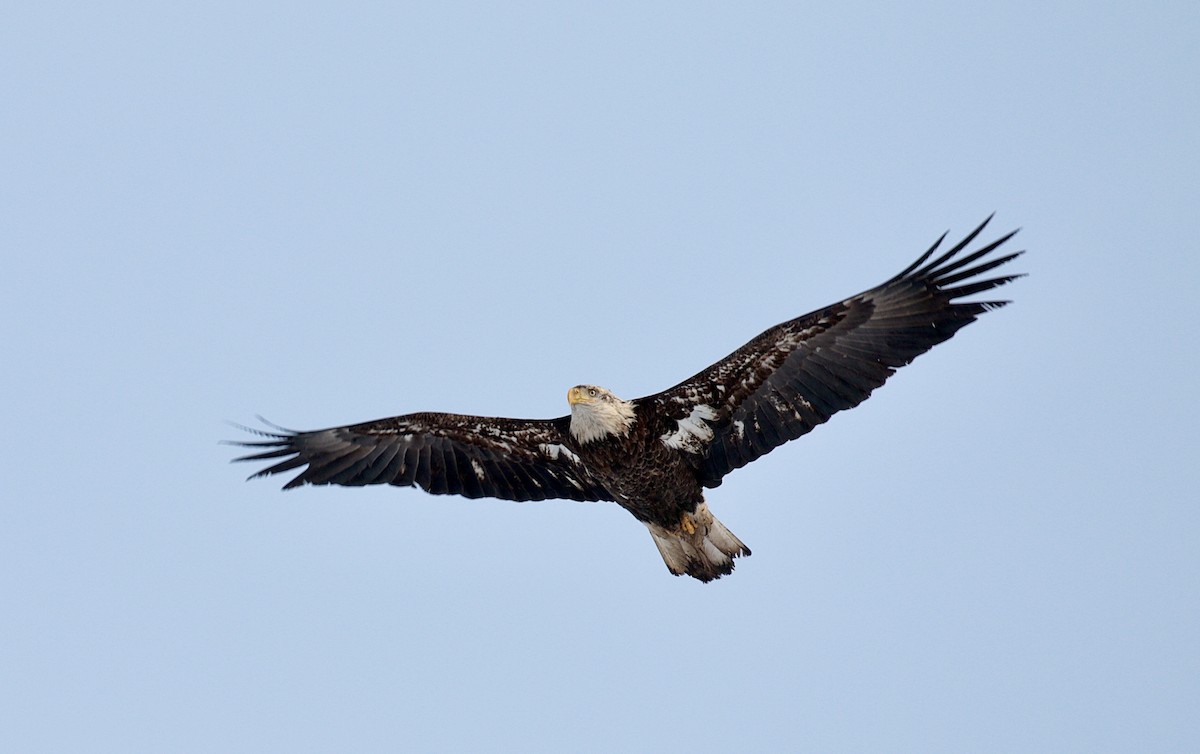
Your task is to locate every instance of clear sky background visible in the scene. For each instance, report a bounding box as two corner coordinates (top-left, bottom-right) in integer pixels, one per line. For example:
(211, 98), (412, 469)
(3, 2), (1198, 752)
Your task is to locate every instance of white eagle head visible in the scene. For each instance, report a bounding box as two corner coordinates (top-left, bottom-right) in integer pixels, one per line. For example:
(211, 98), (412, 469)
(567, 384), (636, 443)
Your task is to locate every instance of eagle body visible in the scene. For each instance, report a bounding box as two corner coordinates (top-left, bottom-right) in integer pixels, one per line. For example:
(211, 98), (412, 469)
(567, 414), (701, 528)
(564, 388), (749, 580)
(232, 217), (1023, 582)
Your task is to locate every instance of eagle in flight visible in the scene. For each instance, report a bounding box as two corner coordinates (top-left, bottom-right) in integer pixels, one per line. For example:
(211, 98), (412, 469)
(232, 217), (1022, 582)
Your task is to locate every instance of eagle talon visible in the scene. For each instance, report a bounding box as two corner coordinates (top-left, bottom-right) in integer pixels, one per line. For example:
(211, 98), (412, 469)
(680, 512), (696, 536)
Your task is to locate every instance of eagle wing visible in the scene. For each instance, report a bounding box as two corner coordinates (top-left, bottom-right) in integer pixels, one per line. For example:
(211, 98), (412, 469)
(229, 413), (614, 502)
(642, 216), (1023, 488)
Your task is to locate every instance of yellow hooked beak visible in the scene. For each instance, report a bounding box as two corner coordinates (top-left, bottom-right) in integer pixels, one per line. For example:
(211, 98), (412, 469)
(567, 386), (590, 406)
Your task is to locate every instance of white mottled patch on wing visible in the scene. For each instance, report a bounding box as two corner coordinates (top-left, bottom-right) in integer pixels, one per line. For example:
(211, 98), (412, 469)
(470, 458), (486, 481)
(732, 419), (745, 440)
(661, 404), (717, 452)
(767, 391), (812, 421)
(538, 442), (582, 466)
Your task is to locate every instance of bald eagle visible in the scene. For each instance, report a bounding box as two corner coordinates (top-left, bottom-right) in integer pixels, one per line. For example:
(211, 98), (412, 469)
(231, 217), (1022, 582)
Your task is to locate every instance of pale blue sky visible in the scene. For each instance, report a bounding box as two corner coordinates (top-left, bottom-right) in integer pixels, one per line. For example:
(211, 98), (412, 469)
(3, 2), (1198, 752)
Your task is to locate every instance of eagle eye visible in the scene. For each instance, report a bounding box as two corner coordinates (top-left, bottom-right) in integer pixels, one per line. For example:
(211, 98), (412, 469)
(588, 388), (598, 397)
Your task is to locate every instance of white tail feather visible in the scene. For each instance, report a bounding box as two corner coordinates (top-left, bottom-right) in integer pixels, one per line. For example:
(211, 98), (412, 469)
(645, 501), (750, 582)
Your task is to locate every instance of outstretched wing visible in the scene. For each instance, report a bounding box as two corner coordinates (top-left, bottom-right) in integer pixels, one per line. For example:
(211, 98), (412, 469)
(229, 413), (614, 503)
(643, 216), (1023, 488)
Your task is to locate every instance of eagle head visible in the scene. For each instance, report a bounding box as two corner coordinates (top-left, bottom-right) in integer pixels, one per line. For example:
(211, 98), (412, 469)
(567, 384), (636, 443)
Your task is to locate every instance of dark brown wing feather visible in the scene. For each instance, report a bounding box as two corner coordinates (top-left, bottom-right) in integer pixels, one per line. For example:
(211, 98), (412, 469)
(641, 216), (1024, 487)
(229, 413), (614, 503)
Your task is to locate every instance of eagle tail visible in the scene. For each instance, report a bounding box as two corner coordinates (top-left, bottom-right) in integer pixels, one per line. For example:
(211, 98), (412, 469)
(646, 501), (751, 582)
